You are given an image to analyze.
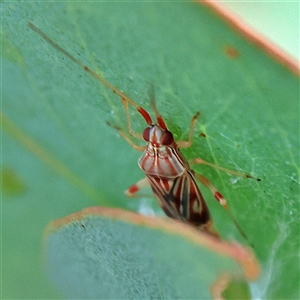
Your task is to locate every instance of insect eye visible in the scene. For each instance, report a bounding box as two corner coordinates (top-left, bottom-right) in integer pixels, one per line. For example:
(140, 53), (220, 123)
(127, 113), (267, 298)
(143, 127), (150, 141)
(161, 130), (174, 145)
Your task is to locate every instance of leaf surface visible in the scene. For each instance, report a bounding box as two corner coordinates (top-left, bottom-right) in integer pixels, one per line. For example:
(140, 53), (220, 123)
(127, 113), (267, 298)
(2, 2), (299, 299)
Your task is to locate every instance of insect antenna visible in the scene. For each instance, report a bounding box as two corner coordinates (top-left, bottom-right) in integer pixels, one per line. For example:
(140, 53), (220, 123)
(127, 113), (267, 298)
(28, 22), (153, 125)
(148, 85), (167, 130)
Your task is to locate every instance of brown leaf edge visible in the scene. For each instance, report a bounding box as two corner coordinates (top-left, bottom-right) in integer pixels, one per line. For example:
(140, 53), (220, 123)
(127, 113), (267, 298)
(201, 0), (299, 76)
(45, 206), (261, 299)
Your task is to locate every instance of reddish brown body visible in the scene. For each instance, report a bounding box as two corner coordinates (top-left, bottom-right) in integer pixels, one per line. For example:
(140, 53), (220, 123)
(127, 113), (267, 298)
(138, 124), (211, 231)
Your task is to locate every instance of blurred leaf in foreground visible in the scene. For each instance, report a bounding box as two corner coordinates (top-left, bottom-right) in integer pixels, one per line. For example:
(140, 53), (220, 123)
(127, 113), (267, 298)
(45, 207), (260, 299)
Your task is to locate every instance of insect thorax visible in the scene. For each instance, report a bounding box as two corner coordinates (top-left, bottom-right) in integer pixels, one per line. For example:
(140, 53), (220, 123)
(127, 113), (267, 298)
(138, 145), (186, 178)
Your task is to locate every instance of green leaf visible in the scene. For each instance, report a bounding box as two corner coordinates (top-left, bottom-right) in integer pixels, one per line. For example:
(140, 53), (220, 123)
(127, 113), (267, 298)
(45, 207), (259, 299)
(2, 2), (299, 299)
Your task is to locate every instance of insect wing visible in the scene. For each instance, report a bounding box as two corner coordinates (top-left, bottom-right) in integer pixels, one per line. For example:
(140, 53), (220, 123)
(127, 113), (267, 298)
(147, 171), (211, 228)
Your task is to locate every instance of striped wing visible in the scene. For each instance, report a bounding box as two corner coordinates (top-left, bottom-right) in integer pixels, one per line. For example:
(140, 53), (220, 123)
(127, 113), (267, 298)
(147, 170), (211, 228)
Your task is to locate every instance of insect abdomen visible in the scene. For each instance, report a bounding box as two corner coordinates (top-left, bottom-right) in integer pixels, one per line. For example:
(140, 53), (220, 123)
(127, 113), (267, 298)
(147, 172), (211, 228)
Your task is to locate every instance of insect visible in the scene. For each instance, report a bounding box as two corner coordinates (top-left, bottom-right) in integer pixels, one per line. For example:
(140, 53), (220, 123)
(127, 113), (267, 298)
(29, 23), (259, 239)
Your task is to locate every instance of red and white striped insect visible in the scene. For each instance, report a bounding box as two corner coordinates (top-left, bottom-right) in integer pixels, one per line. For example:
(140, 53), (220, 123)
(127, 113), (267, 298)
(29, 23), (259, 239)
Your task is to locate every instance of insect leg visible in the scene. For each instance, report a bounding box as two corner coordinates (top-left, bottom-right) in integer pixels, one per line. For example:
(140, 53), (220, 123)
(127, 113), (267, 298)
(106, 121), (145, 151)
(121, 98), (143, 140)
(194, 173), (228, 208)
(125, 177), (149, 197)
(190, 158), (260, 180)
(194, 173), (249, 240)
(177, 112), (200, 148)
